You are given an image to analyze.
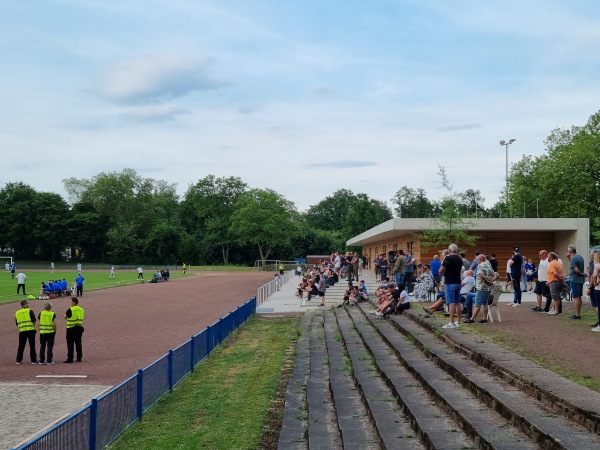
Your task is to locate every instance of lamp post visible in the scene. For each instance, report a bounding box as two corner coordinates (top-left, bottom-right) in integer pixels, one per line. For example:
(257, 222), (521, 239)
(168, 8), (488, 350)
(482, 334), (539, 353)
(499, 138), (516, 214)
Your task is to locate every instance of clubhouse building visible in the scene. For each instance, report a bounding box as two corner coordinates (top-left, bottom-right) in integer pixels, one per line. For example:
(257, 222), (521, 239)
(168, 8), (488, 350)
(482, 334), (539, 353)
(347, 218), (590, 269)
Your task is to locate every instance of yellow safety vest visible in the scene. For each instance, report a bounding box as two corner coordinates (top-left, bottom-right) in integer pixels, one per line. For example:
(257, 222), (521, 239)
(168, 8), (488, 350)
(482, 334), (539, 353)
(67, 305), (84, 328)
(279, 265), (284, 270)
(16, 308), (34, 332)
(39, 310), (55, 334)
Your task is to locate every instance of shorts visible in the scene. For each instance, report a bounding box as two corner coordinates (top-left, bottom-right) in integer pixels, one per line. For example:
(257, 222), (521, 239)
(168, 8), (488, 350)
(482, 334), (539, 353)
(445, 283), (461, 304)
(533, 280), (547, 295)
(474, 290), (491, 307)
(318, 291), (325, 297)
(570, 281), (583, 298)
(549, 281), (562, 300)
(506, 273), (513, 281)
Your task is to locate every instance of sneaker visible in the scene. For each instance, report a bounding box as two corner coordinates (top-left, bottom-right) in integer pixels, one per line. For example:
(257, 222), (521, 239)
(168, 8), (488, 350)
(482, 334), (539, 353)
(442, 322), (457, 329)
(454, 322), (461, 327)
(531, 306), (542, 311)
(570, 315), (581, 320)
(514, 303), (522, 307)
(32, 362), (38, 365)
(63, 360), (73, 363)
(479, 319), (488, 324)
(422, 306), (432, 314)
(16, 362), (21, 365)
(464, 319), (475, 323)
(47, 361), (55, 365)
(591, 322), (599, 328)
(592, 326), (600, 332)
(547, 311), (558, 315)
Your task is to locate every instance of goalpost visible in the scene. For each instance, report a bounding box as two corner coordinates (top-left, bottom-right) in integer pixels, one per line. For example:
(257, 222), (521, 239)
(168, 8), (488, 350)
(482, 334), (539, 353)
(0, 256), (14, 271)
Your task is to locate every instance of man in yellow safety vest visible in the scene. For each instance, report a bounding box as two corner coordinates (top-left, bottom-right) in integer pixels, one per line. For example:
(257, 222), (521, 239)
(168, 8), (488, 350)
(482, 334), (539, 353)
(15, 300), (38, 364)
(64, 297), (85, 363)
(38, 302), (57, 364)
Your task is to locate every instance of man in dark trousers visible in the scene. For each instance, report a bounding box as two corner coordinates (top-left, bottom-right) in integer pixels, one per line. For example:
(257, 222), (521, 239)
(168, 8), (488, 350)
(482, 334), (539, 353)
(64, 297), (85, 363)
(15, 299), (38, 364)
(510, 246), (524, 306)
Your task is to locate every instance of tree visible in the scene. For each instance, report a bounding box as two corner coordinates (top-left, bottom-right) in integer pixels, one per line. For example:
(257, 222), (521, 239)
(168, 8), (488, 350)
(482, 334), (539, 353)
(181, 175), (247, 264)
(457, 189), (486, 218)
(306, 189), (392, 244)
(416, 165), (478, 249)
(143, 222), (183, 264)
(507, 110), (600, 241)
(229, 189), (300, 263)
(391, 186), (434, 218)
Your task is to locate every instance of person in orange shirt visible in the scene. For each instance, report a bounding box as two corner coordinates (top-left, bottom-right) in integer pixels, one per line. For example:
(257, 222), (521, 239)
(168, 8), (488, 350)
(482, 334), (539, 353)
(546, 252), (564, 315)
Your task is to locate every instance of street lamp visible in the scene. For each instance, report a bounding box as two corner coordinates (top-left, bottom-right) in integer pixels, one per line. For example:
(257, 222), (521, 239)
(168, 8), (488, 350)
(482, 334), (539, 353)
(499, 138), (516, 214)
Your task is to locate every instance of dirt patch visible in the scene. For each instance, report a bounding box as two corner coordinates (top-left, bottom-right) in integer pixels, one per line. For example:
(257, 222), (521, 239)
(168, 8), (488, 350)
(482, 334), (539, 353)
(0, 271), (273, 386)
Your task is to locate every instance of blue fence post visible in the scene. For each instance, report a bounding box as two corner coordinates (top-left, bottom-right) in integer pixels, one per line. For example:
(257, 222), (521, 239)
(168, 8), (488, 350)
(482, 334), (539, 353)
(217, 319), (222, 345)
(89, 398), (98, 450)
(168, 350), (173, 392)
(137, 369), (143, 419)
(190, 336), (195, 372)
(206, 325), (211, 355)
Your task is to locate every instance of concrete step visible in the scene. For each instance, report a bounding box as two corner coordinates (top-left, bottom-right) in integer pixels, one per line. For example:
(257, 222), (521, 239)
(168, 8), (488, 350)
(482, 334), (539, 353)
(381, 311), (600, 449)
(323, 310), (382, 450)
(401, 307), (600, 435)
(334, 308), (428, 449)
(344, 306), (533, 449)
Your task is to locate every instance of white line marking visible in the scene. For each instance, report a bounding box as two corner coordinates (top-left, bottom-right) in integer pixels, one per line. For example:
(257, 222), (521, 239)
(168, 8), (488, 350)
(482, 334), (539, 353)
(35, 375), (88, 378)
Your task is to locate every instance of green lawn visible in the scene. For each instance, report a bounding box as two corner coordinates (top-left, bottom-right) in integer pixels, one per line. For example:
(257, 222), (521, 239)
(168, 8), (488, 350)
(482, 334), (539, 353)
(109, 316), (297, 450)
(0, 269), (189, 306)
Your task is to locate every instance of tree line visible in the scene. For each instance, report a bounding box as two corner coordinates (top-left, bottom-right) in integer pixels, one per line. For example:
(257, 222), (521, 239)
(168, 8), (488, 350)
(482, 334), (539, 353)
(0, 171), (392, 265)
(1, 110), (598, 264)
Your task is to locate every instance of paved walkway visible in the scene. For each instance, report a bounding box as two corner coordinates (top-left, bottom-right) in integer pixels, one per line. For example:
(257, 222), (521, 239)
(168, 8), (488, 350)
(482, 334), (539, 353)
(1, 382), (111, 449)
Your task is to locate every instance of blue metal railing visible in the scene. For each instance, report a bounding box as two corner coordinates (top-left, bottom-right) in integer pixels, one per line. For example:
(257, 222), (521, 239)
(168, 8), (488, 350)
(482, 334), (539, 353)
(13, 297), (257, 450)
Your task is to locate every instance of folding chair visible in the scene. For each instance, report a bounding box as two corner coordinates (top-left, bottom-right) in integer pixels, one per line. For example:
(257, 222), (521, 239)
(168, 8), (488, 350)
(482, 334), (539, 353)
(487, 291), (502, 322)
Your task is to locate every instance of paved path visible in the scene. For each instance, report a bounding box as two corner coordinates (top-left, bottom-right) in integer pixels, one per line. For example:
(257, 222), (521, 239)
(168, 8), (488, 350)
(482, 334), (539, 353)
(1, 382), (110, 449)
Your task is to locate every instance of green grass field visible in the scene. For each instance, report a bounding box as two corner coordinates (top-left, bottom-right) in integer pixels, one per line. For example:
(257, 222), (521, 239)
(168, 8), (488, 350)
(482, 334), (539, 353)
(109, 316), (297, 450)
(0, 269), (189, 306)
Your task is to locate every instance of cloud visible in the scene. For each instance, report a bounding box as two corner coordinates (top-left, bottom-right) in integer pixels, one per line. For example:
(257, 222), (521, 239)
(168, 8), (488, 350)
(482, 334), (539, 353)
(313, 85), (334, 95)
(118, 104), (190, 122)
(436, 123), (482, 132)
(237, 106), (259, 115)
(101, 55), (230, 104)
(305, 161), (378, 169)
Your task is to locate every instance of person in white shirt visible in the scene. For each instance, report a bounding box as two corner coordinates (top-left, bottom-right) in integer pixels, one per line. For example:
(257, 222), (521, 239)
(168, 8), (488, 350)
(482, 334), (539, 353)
(16, 270), (27, 295)
(533, 250), (550, 312)
(110, 265), (116, 279)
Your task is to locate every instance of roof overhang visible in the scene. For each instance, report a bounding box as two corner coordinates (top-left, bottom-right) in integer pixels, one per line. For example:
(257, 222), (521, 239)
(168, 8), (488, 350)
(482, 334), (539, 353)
(347, 218), (588, 246)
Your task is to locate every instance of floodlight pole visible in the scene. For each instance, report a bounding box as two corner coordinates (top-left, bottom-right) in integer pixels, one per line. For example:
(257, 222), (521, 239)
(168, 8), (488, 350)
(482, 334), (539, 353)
(499, 138), (516, 216)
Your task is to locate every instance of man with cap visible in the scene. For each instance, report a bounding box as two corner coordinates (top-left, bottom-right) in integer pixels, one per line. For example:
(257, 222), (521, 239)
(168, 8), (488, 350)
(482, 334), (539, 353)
(15, 300), (38, 364)
(64, 297), (85, 363)
(510, 246), (524, 306)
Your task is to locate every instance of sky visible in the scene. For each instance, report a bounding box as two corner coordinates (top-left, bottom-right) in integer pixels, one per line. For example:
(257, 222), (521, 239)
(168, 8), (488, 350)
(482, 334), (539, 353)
(1, 0), (600, 212)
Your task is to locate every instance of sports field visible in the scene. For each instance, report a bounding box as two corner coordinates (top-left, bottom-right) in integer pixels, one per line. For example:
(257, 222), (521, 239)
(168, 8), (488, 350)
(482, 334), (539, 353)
(0, 268), (188, 305)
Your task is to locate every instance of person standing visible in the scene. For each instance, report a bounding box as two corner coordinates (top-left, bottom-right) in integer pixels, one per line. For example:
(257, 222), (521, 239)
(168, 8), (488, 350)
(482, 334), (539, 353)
(75, 273), (85, 297)
(137, 266), (144, 280)
(567, 245), (586, 320)
(183, 263), (186, 274)
(510, 246), (524, 306)
(11, 263), (16, 279)
(429, 254), (442, 289)
(15, 300), (38, 364)
(465, 254), (495, 323)
(16, 270), (27, 295)
(546, 252), (564, 315)
(64, 297), (84, 363)
(77, 263), (82, 275)
(393, 250), (406, 286)
(50, 261), (55, 273)
(404, 250), (416, 293)
(38, 302), (57, 364)
(352, 252), (360, 282)
(110, 265), (116, 279)
(534, 250), (550, 312)
(439, 243), (464, 329)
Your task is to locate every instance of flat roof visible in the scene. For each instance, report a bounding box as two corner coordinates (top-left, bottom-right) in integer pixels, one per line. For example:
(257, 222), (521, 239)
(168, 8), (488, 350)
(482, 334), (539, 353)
(347, 218), (589, 246)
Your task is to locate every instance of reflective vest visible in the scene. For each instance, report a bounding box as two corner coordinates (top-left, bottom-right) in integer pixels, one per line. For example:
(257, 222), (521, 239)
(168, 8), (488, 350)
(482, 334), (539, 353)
(67, 305), (84, 328)
(279, 265), (284, 270)
(16, 308), (34, 332)
(39, 310), (55, 334)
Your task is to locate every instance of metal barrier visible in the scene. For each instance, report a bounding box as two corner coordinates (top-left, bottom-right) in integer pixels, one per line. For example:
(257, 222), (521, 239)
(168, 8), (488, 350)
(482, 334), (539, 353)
(13, 297), (257, 450)
(256, 271), (292, 306)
